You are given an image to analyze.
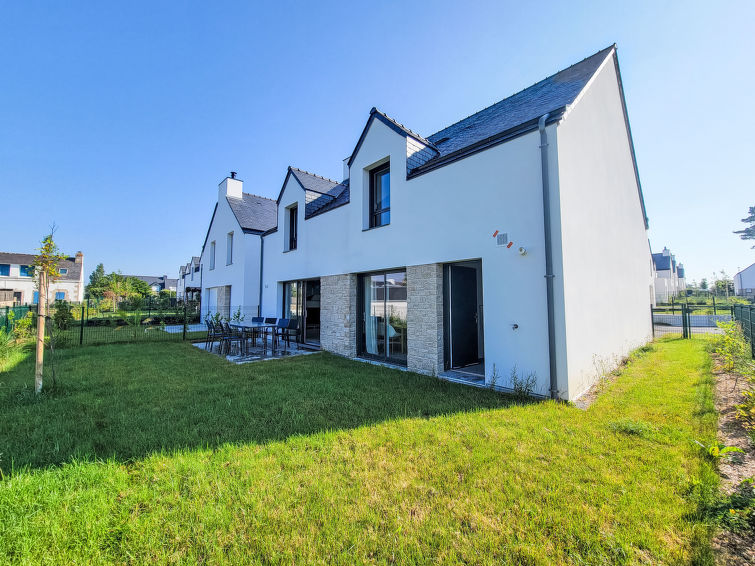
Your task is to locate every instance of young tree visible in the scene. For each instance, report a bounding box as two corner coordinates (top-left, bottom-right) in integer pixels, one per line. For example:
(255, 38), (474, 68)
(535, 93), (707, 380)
(700, 278), (708, 290)
(86, 263), (106, 298)
(733, 205), (755, 247)
(32, 231), (65, 394)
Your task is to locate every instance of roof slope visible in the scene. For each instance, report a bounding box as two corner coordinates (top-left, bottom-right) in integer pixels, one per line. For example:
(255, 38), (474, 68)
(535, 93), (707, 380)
(411, 45), (615, 173)
(226, 194), (278, 233)
(0, 252), (82, 281)
(652, 253), (675, 272)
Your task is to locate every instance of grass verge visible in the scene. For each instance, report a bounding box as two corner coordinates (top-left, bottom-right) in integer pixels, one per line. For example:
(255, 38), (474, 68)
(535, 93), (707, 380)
(1, 339), (718, 564)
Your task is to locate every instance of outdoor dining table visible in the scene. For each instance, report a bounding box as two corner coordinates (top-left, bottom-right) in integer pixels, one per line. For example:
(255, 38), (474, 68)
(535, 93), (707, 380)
(229, 321), (279, 356)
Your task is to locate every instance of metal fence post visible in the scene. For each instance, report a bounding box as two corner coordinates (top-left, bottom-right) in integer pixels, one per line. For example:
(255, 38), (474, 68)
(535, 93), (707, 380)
(182, 302), (187, 341)
(650, 305), (655, 338)
(712, 295), (717, 316)
(79, 305), (85, 346)
(681, 304), (689, 339)
(4, 306), (8, 333)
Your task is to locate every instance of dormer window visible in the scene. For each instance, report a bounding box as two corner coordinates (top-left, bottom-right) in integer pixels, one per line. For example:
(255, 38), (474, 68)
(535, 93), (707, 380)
(59, 268), (68, 275)
(369, 163), (390, 228)
(286, 204), (298, 251)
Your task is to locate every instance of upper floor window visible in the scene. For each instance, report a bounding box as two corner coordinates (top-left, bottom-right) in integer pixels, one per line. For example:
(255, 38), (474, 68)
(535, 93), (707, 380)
(55, 291), (65, 301)
(20, 265), (34, 278)
(0, 264), (9, 277)
(226, 232), (234, 265)
(369, 163), (390, 228)
(210, 241), (216, 270)
(287, 205), (298, 251)
(59, 268), (68, 275)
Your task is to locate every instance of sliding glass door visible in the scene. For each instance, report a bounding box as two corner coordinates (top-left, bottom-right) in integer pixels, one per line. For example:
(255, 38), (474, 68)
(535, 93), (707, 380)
(283, 279), (320, 345)
(359, 271), (407, 365)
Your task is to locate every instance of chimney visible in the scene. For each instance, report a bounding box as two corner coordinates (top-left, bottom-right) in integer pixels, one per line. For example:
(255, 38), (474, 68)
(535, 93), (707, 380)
(219, 172), (243, 200)
(342, 156), (350, 182)
(662, 247), (670, 256)
(75, 251), (83, 263)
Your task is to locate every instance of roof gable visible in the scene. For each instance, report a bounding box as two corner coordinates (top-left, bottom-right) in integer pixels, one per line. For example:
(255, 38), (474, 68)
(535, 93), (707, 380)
(226, 193), (278, 234)
(346, 108), (439, 168)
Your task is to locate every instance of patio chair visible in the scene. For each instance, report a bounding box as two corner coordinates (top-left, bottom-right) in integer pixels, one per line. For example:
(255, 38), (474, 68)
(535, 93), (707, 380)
(221, 321), (243, 356)
(277, 318), (298, 353)
(262, 317), (277, 352)
(205, 320), (217, 351)
(250, 316), (264, 347)
(274, 319), (290, 353)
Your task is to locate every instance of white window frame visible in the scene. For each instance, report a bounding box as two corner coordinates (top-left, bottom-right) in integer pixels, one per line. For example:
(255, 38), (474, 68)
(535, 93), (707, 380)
(226, 232), (234, 265)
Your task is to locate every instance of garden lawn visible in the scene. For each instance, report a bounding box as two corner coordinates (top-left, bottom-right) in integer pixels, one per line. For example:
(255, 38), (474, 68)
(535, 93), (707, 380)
(0, 339), (717, 564)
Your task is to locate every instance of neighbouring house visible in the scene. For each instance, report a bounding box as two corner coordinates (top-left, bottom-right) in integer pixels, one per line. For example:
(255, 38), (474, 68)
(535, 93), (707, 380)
(199, 173), (277, 319)
(0, 251), (85, 306)
(652, 247), (686, 303)
(128, 275), (178, 294)
(177, 256), (201, 301)
(734, 262), (755, 298)
(199, 44), (652, 400)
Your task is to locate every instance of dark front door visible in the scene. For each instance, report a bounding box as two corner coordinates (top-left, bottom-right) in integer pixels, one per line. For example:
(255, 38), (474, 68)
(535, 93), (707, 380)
(304, 279), (321, 344)
(450, 265), (479, 367)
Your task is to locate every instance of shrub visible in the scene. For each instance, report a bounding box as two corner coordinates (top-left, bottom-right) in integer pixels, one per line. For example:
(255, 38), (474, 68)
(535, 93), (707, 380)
(52, 301), (74, 330)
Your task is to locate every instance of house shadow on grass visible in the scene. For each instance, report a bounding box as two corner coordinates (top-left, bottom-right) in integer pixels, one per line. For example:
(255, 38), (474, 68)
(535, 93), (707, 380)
(0, 342), (539, 474)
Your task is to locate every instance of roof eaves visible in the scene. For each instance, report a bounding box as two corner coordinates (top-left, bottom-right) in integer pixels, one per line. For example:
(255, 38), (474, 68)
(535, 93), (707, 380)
(612, 49), (649, 230)
(407, 110), (565, 179)
(201, 203), (219, 255)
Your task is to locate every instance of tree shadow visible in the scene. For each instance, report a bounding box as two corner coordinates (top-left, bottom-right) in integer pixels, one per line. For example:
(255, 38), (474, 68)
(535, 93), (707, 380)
(0, 343), (541, 474)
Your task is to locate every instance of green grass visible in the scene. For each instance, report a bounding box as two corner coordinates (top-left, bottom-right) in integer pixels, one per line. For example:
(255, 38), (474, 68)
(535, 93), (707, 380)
(0, 339), (718, 564)
(52, 325), (207, 347)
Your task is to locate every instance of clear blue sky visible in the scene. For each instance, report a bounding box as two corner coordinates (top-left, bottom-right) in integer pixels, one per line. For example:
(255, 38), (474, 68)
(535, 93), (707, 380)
(1, 1), (753, 285)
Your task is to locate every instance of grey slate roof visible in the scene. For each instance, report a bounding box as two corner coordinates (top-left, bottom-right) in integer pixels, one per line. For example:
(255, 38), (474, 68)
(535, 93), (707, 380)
(307, 180), (350, 218)
(226, 194), (278, 233)
(0, 252), (82, 281)
(282, 167), (351, 219)
(289, 167), (340, 195)
(416, 46), (615, 172)
(652, 253), (673, 272)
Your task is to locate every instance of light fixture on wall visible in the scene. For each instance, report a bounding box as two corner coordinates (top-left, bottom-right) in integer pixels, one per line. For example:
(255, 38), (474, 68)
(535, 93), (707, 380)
(518, 247), (528, 256)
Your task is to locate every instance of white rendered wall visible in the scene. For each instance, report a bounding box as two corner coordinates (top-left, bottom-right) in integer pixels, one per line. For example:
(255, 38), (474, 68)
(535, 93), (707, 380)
(555, 56), (653, 399)
(0, 264), (83, 304)
(734, 264), (755, 294)
(262, 119), (554, 396)
(200, 197), (259, 314)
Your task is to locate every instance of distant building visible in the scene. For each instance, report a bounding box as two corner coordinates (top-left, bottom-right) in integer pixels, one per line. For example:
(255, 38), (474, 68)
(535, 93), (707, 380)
(127, 275), (178, 294)
(652, 247), (686, 302)
(177, 256), (201, 301)
(0, 251), (84, 306)
(734, 262), (755, 298)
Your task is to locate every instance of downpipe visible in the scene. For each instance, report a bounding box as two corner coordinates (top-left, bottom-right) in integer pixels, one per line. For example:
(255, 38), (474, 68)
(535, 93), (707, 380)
(539, 113), (559, 399)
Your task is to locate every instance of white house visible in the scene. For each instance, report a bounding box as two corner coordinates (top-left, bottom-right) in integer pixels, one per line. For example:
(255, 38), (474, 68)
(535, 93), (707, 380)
(734, 262), (755, 298)
(200, 45), (652, 400)
(0, 251), (85, 306)
(652, 247), (686, 303)
(127, 275), (178, 294)
(199, 174), (277, 318)
(177, 256), (201, 301)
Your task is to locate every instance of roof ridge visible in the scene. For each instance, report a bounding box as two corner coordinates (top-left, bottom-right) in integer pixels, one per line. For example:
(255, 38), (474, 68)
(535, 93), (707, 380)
(234, 192), (276, 202)
(371, 108), (437, 149)
(429, 45), (615, 140)
(289, 166), (340, 186)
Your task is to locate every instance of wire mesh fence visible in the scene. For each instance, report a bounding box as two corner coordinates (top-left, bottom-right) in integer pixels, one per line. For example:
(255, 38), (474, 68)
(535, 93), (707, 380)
(732, 304), (755, 359)
(652, 304), (732, 339)
(2, 299), (205, 347)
